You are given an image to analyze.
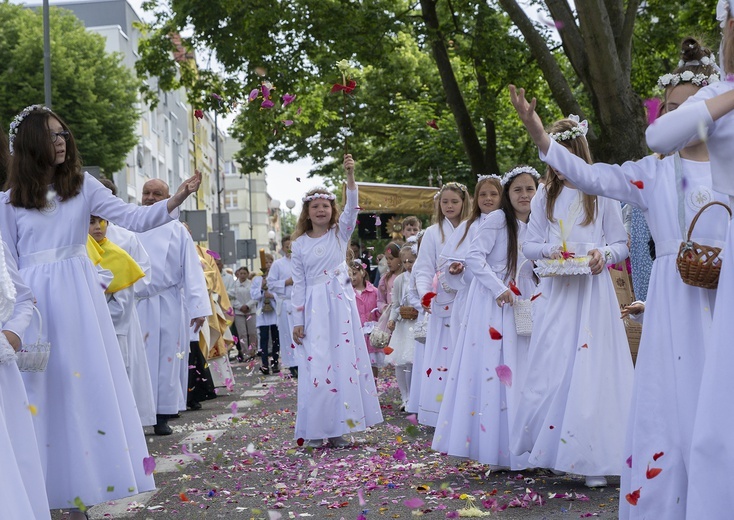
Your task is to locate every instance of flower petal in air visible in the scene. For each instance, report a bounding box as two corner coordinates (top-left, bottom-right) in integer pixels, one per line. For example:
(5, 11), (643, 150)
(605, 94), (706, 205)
(282, 120), (294, 127)
(426, 119), (439, 130)
(646, 465), (662, 479)
(489, 327), (502, 340)
(625, 488), (641, 506)
(653, 451), (664, 461)
(261, 99), (275, 109)
(282, 93), (296, 107)
(248, 88), (259, 102)
(630, 180), (644, 189)
(643, 98), (661, 125)
(143, 456), (156, 476)
(194, 109), (204, 120)
(495, 364), (512, 387)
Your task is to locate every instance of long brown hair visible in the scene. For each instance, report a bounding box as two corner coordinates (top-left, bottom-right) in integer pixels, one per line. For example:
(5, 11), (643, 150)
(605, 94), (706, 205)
(433, 182), (472, 242)
(0, 127), (7, 189)
(663, 37), (718, 108)
(6, 108), (83, 209)
(381, 241), (404, 291)
(724, 11), (734, 75)
(457, 176), (502, 247)
(291, 188), (339, 240)
(545, 119), (596, 226)
(501, 171), (539, 281)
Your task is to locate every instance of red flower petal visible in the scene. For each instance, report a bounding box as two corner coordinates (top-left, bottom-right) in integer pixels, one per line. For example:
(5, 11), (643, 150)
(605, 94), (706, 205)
(631, 180), (644, 189)
(646, 465), (662, 479)
(489, 327), (502, 340)
(426, 368), (432, 378)
(509, 281), (522, 296)
(426, 119), (439, 130)
(383, 346), (394, 355)
(296, 438), (304, 446)
(421, 292), (437, 308)
(653, 451), (664, 461)
(625, 488), (641, 506)
(530, 292), (542, 302)
(581, 343), (588, 349)
(194, 109), (204, 120)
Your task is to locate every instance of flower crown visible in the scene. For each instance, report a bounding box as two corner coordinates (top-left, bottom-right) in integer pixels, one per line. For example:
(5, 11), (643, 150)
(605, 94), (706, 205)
(677, 54), (719, 69)
(548, 114), (588, 142)
(302, 191), (336, 203)
(657, 70), (720, 89)
(501, 166), (540, 186)
(433, 181), (469, 200)
(477, 174), (502, 183)
(9, 104), (52, 155)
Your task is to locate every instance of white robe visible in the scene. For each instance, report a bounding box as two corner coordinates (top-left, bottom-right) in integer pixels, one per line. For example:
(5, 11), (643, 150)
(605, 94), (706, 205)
(250, 275), (278, 327)
(433, 212), (534, 469)
(646, 80), (734, 519)
(105, 225), (156, 426)
(290, 187), (383, 439)
(136, 221), (211, 415)
(0, 242), (51, 519)
(385, 271), (418, 366)
(267, 256), (298, 368)
(0, 173), (168, 507)
(412, 219), (457, 426)
(511, 184), (634, 477)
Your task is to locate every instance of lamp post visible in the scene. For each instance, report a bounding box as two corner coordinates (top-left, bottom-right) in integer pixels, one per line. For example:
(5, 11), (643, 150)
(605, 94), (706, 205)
(285, 199), (296, 235)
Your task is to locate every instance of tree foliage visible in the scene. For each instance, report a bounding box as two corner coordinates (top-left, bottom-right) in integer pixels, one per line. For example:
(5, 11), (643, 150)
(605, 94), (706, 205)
(0, 2), (140, 174)
(134, 0), (719, 187)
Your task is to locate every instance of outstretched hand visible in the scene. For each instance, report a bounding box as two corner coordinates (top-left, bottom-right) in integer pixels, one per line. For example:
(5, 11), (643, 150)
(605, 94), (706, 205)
(168, 170), (203, 212)
(509, 85), (550, 155)
(343, 154), (356, 189)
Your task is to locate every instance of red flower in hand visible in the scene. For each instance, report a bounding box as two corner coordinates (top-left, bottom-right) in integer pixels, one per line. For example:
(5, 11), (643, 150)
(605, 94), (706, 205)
(330, 79), (357, 94)
(421, 292), (437, 308)
(561, 251), (575, 260)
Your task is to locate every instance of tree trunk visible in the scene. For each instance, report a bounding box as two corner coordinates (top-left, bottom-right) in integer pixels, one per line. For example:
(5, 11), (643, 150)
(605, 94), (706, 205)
(500, 0), (647, 164)
(419, 0), (488, 175)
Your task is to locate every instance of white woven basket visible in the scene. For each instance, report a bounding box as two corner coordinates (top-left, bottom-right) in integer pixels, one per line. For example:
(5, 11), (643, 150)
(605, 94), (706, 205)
(513, 299), (533, 337)
(16, 307), (50, 372)
(412, 314), (428, 343)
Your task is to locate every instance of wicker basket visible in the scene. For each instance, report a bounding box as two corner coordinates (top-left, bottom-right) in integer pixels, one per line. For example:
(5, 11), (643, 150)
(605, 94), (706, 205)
(513, 299), (533, 337)
(676, 201), (732, 290)
(16, 307), (50, 372)
(399, 306), (419, 320)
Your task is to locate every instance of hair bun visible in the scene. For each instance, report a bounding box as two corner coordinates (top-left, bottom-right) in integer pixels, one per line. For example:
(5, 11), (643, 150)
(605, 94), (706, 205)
(680, 37), (707, 62)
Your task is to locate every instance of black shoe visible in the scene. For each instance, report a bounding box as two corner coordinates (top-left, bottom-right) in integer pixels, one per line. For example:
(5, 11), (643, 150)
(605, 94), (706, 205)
(154, 416), (173, 436)
(259, 366), (270, 375)
(187, 401), (202, 410)
(166, 413), (181, 419)
(289, 367), (298, 379)
(271, 363), (280, 373)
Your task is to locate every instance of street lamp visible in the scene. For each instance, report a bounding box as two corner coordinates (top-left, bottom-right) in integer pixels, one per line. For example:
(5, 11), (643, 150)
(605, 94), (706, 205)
(267, 229), (276, 252)
(285, 199), (296, 212)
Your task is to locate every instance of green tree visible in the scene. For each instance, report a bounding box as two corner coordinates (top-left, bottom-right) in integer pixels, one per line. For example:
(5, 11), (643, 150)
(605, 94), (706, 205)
(0, 2), (140, 174)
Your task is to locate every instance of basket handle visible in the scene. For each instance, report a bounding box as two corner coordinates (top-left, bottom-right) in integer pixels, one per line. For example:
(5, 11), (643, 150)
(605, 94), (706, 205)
(686, 201), (732, 241)
(24, 306), (44, 345)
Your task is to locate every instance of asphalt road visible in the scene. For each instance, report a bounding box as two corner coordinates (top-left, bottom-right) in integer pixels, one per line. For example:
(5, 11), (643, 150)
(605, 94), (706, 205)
(51, 358), (621, 519)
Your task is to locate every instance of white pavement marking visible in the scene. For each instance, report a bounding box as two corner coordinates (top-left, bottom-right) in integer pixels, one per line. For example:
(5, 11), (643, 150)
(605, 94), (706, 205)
(180, 429), (226, 444)
(151, 454), (193, 473)
(210, 412), (249, 423)
(230, 399), (258, 409)
(241, 389), (269, 397)
(87, 490), (158, 519)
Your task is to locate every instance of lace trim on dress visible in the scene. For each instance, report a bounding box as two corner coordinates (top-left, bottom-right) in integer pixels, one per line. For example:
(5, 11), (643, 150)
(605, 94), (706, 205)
(0, 332), (16, 365)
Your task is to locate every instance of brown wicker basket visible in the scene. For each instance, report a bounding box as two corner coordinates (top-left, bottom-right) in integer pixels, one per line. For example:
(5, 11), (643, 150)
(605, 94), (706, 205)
(399, 306), (419, 320)
(676, 201), (732, 289)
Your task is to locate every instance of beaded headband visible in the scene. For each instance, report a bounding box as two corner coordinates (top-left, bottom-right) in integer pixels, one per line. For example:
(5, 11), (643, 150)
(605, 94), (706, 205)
(433, 181), (469, 200)
(548, 114), (588, 142)
(302, 192), (336, 203)
(477, 174), (502, 183)
(9, 104), (52, 155)
(501, 166), (540, 186)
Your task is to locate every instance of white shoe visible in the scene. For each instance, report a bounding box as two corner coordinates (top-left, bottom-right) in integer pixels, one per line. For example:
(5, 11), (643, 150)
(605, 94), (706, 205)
(585, 476), (607, 488)
(328, 436), (351, 448)
(304, 439), (323, 448)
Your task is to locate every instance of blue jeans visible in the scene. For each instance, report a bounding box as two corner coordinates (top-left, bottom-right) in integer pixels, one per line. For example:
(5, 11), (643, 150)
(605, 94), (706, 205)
(259, 324), (280, 368)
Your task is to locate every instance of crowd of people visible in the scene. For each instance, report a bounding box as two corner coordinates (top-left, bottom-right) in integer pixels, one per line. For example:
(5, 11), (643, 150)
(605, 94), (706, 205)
(2, 4), (734, 518)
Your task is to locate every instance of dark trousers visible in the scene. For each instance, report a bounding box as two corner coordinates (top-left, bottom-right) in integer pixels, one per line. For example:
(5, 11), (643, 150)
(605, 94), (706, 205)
(188, 341), (217, 404)
(259, 324), (280, 368)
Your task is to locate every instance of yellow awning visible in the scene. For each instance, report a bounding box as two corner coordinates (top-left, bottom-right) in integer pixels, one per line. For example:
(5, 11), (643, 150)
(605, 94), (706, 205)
(342, 182), (436, 214)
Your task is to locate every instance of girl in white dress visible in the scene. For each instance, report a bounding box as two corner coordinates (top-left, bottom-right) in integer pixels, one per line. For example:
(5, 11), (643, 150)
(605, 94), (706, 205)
(441, 175), (502, 346)
(433, 167), (539, 469)
(508, 116), (634, 488)
(412, 182), (471, 426)
(386, 242), (420, 409)
(2, 105), (200, 517)
(373, 242), (402, 375)
(0, 230), (51, 519)
(645, 11), (734, 515)
(512, 37), (725, 518)
(291, 155), (383, 448)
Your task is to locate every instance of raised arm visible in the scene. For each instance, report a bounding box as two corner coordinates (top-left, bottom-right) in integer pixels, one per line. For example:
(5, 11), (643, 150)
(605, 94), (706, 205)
(338, 154), (359, 244)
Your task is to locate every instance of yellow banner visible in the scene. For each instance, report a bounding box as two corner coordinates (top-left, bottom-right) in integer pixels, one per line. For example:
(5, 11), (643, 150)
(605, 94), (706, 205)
(342, 182), (436, 214)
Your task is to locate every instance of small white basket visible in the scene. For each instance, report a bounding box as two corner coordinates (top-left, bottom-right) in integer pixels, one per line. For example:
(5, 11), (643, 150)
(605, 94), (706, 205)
(512, 260), (533, 336)
(412, 313), (428, 343)
(16, 307), (50, 372)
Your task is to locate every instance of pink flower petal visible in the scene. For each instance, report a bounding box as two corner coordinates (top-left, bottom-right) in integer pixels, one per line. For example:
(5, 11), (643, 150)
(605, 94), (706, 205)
(404, 497), (424, 509)
(495, 364), (513, 387)
(644, 98), (661, 125)
(143, 456), (156, 476)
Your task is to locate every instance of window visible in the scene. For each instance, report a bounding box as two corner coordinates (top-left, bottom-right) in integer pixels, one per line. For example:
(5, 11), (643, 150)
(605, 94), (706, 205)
(163, 117), (170, 144)
(224, 160), (238, 176)
(225, 190), (238, 210)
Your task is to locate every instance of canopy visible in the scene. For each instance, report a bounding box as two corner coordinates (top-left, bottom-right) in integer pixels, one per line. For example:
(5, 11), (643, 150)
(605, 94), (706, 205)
(342, 181), (436, 214)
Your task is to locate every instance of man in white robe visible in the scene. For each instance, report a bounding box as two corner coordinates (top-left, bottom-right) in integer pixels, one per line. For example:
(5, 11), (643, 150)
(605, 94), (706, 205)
(135, 179), (211, 435)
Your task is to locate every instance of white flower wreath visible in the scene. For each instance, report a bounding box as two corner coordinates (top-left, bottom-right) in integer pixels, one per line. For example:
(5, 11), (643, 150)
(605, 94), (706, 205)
(501, 166), (541, 186)
(9, 104), (52, 155)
